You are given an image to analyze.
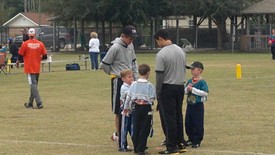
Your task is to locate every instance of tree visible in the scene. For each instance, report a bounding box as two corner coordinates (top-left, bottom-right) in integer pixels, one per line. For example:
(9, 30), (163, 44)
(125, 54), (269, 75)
(42, 0), (151, 48)
(24, 0), (39, 12)
(184, 0), (249, 50)
(105, 0), (148, 26)
(0, 0), (24, 23)
(206, 0), (241, 50)
(41, 0), (95, 50)
(145, 0), (176, 48)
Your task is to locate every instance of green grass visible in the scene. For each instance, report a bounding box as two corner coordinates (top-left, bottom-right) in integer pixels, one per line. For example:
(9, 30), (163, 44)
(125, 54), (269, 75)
(1, 52), (275, 155)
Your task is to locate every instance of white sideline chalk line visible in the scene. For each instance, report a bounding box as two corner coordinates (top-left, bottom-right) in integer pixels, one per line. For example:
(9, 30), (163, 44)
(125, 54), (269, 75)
(1, 139), (274, 155)
(192, 149), (275, 155)
(0, 139), (112, 148)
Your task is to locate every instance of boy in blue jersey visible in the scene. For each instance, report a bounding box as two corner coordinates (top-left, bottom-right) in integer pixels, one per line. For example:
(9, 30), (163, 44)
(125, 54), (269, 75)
(119, 69), (134, 152)
(123, 64), (156, 155)
(185, 61), (209, 148)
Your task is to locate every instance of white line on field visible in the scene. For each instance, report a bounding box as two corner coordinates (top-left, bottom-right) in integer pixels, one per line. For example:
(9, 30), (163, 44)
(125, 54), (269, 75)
(0, 139), (112, 148)
(192, 149), (275, 155)
(1, 139), (274, 155)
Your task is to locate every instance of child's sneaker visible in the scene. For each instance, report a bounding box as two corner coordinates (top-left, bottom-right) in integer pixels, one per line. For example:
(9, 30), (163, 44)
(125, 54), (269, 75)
(111, 132), (118, 143)
(161, 139), (166, 146)
(118, 148), (132, 152)
(192, 144), (200, 148)
(186, 140), (193, 146)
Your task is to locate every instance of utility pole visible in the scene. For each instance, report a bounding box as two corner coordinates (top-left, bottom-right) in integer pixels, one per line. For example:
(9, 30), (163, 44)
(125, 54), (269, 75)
(24, 0), (28, 12)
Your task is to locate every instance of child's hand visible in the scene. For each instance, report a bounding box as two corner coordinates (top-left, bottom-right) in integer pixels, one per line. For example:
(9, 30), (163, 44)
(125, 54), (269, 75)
(187, 84), (193, 92)
(268, 40), (272, 46)
(122, 109), (129, 116)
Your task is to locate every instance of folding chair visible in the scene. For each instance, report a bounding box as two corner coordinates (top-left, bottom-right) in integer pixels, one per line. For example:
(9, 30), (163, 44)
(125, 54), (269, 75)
(0, 53), (7, 74)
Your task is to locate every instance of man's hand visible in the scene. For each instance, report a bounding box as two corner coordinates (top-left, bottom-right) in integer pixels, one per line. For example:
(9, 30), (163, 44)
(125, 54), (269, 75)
(15, 60), (20, 68)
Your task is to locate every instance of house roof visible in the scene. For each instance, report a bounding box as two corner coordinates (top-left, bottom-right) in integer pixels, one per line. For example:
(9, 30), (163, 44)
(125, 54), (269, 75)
(241, 0), (275, 14)
(2, 12), (52, 28)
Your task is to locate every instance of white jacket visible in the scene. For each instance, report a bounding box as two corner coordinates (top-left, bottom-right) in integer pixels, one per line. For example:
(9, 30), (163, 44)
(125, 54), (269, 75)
(89, 38), (100, 53)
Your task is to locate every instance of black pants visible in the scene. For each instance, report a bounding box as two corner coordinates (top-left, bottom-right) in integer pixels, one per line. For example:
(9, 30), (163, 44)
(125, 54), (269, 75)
(131, 104), (152, 153)
(157, 100), (167, 140)
(111, 77), (123, 114)
(185, 103), (204, 145)
(159, 84), (185, 151)
(271, 46), (275, 59)
(111, 77), (123, 149)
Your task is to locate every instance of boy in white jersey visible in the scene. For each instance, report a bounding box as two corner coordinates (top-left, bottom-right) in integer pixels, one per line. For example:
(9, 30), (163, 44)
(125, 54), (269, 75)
(119, 69), (134, 152)
(123, 64), (156, 155)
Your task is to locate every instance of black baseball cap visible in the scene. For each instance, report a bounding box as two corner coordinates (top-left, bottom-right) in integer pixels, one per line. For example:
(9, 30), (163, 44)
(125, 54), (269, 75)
(122, 25), (139, 38)
(186, 61), (204, 70)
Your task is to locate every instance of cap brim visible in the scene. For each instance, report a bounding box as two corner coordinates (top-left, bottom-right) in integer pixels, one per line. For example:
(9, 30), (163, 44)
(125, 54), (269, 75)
(130, 33), (139, 38)
(185, 65), (193, 69)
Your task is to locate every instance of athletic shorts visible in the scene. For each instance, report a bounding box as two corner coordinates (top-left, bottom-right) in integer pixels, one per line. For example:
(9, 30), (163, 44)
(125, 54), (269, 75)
(111, 77), (123, 115)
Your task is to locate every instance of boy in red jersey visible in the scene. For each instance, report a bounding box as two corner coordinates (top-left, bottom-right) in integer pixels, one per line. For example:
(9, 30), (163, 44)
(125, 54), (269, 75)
(268, 28), (275, 60)
(16, 28), (47, 109)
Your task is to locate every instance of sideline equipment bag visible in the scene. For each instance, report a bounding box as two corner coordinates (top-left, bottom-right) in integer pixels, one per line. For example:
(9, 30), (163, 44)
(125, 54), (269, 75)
(66, 63), (80, 71)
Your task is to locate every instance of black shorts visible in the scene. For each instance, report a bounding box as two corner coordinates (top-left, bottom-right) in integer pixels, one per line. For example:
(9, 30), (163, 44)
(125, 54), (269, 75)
(111, 77), (123, 115)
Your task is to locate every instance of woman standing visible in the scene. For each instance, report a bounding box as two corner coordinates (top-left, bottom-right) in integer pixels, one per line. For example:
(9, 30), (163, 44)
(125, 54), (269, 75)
(89, 32), (100, 70)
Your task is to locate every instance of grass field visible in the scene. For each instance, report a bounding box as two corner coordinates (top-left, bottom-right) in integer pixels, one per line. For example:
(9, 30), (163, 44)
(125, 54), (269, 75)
(1, 52), (275, 155)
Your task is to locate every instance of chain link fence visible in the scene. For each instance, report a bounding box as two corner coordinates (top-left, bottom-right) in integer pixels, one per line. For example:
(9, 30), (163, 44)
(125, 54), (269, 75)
(3, 21), (273, 52)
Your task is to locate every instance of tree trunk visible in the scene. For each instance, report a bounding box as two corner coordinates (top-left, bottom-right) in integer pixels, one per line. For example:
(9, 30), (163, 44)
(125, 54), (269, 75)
(102, 20), (105, 46)
(80, 19), (86, 51)
(108, 22), (112, 44)
(73, 16), (77, 52)
(176, 17), (179, 45)
(208, 17), (212, 30)
(213, 18), (227, 51)
(96, 20), (99, 32)
(155, 18), (162, 32)
(150, 18), (154, 50)
(193, 15), (197, 48)
(24, 0), (28, 12)
(217, 23), (223, 51)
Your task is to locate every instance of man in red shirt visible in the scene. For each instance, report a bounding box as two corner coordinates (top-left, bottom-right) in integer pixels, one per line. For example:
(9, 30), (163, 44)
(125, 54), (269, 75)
(16, 28), (47, 109)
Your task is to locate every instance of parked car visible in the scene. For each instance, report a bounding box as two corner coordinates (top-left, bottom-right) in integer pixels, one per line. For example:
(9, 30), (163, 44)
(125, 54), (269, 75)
(180, 38), (195, 52)
(13, 35), (23, 47)
(13, 26), (70, 49)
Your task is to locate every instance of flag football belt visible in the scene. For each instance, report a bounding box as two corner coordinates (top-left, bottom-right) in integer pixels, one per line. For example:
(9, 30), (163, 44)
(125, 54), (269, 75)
(110, 74), (117, 79)
(133, 99), (150, 105)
